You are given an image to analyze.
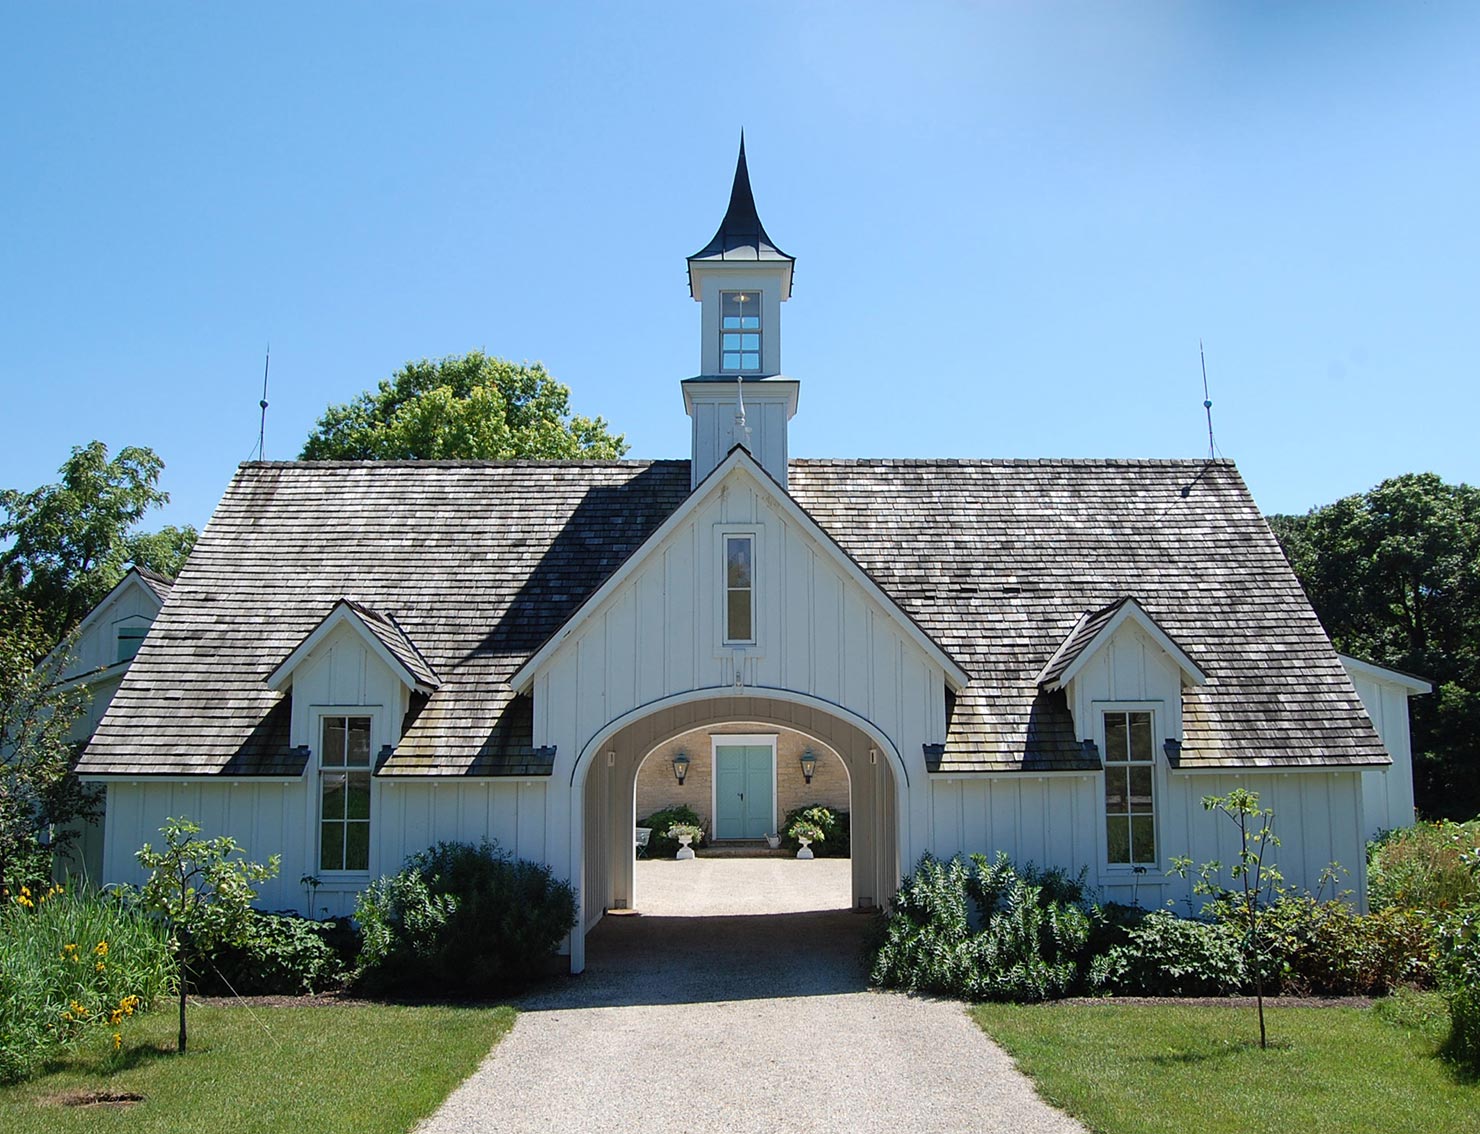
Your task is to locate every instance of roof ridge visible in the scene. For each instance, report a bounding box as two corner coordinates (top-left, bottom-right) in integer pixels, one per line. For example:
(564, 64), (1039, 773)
(239, 459), (689, 470)
(788, 457), (1238, 468)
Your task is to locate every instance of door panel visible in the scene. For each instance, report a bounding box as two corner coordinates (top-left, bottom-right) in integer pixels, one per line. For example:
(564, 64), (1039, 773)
(715, 744), (773, 840)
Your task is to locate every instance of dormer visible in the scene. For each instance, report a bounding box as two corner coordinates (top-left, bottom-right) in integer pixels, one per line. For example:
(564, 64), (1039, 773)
(685, 136), (799, 490)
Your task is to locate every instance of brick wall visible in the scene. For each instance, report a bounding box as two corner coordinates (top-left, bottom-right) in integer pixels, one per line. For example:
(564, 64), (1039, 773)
(635, 722), (850, 837)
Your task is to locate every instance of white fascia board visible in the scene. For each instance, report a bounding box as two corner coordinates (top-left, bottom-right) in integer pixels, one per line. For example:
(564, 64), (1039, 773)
(1033, 612), (1091, 688)
(1051, 599), (1207, 692)
(266, 602), (435, 696)
(1339, 653), (1433, 696)
(509, 445), (971, 693)
(1169, 761), (1383, 775)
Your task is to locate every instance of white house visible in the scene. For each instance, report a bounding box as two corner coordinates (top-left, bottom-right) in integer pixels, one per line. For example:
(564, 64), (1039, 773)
(46, 566), (173, 880)
(78, 142), (1425, 972)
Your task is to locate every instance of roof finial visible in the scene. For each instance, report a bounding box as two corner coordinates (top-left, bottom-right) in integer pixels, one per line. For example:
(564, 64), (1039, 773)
(734, 371), (751, 450)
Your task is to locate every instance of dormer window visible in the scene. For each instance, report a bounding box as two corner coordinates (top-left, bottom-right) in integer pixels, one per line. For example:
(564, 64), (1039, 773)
(116, 624), (148, 663)
(721, 292), (761, 372)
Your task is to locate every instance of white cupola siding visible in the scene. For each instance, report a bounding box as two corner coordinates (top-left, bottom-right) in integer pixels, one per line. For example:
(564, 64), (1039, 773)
(685, 137), (798, 489)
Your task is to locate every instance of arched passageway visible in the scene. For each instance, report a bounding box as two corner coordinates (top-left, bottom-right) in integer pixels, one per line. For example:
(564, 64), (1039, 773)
(570, 693), (904, 972)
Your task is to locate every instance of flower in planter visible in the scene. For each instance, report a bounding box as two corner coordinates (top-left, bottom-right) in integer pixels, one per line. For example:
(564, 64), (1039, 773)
(788, 820), (826, 844)
(666, 823), (705, 845)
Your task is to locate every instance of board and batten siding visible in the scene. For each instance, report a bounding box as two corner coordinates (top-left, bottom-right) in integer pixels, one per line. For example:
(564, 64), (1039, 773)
(927, 617), (1369, 905)
(99, 620), (549, 917)
(1344, 662), (1421, 838)
(530, 465), (951, 871)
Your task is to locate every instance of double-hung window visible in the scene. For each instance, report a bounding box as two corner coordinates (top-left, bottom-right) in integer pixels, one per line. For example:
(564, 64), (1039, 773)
(319, 715), (372, 872)
(1103, 709), (1156, 865)
(725, 535), (754, 644)
(721, 291), (761, 372)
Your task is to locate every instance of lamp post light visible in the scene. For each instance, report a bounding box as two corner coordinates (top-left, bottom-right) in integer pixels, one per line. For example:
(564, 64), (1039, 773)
(672, 751), (690, 786)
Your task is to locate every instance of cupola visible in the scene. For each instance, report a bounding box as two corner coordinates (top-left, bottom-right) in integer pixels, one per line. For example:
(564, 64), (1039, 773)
(683, 136), (799, 489)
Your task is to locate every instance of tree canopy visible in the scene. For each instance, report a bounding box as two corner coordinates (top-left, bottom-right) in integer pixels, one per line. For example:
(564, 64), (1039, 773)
(1269, 473), (1480, 820)
(299, 352), (627, 461)
(0, 442), (197, 643)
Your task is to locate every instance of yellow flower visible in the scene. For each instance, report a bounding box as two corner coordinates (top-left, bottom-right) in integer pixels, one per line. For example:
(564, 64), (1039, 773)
(113, 1032), (122, 1051)
(96, 961), (106, 972)
(94, 941), (108, 957)
(109, 1009), (123, 1025)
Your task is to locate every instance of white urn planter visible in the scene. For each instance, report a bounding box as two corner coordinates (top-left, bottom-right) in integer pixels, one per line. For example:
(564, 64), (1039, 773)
(796, 837), (814, 860)
(676, 833), (696, 860)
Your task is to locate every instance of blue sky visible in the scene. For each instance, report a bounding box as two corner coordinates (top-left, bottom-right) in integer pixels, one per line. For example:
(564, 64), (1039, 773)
(4, 3), (1478, 532)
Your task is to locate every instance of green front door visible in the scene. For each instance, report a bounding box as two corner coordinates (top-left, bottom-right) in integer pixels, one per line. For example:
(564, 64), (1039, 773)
(714, 744), (773, 840)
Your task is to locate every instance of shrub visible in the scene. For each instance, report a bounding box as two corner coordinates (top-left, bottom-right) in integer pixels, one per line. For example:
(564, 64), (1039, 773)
(1261, 894), (1438, 995)
(0, 883), (172, 1084)
(780, 806), (850, 857)
(192, 911), (356, 996)
(355, 840), (576, 997)
(1437, 904), (1480, 1068)
(638, 805), (705, 859)
(870, 852), (1100, 1002)
(1092, 911), (1246, 996)
(1369, 820), (1480, 913)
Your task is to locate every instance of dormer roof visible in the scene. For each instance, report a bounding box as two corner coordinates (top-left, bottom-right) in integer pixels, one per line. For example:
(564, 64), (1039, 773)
(687, 136), (794, 297)
(1037, 595), (1207, 693)
(267, 598), (441, 696)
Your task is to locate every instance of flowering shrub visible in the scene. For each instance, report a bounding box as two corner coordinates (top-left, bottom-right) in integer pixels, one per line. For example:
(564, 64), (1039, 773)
(0, 883), (171, 1083)
(1438, 904), (1480, 1068)
(1091, 911), (1246, 996)
(191, 911), (355, 996)
(355, 840), (576, 996)
(780, 806), (850, 857)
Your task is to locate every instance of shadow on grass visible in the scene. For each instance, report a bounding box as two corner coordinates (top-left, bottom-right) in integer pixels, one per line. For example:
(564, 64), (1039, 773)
(1145, 1038), (1293, 1067)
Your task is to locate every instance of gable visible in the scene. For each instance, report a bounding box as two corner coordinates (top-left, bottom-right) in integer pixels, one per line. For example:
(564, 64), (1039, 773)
(55, 569), (167, 682)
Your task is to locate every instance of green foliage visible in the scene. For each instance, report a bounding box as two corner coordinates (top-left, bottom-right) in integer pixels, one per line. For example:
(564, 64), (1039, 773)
(1269, 473), (1480, 820)
(787, 818), (825, 844)
(354, 840), (576, 997)
(1091, 910), (1247, 996)
(0, 441), (194, 642)
(1369, 820), (1480, 913)
(1438, 904), (1480, 1069)
(0, 601), (101, 896)
(190, 912), (355, 997)
(1170, 788), (1282, 1046)
(0, 883), (172, 1084)
(780, 805), (850, 856)
(638, 805), (705, 858)
(870, 853), (1099, 1002)
(1261, 893), (1439, 995)
(300, 351), (627, 461)
(127, 817), (279, 1051)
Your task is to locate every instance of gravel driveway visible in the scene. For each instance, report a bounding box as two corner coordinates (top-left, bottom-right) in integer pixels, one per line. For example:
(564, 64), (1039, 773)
(417, 860), (1083, 1134)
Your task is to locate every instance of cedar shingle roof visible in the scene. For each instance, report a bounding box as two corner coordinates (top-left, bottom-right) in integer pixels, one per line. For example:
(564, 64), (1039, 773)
(80, 457), (1387, 777)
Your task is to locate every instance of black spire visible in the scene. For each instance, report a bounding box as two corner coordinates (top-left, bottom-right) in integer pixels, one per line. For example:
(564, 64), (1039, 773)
(688, 134), (794, 265)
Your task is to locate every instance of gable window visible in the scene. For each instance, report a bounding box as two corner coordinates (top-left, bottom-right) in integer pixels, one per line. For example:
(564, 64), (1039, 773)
(319, 715), (371, 872)
(1103, 709), (1156, 865)
(725, 535), (754, 644)
(116, 625), (148, 663)
(721, 291), (761, 372)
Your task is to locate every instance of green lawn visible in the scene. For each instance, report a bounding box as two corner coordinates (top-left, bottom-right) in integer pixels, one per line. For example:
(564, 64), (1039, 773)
(973, 992), (1479, 1134)
(0, 1001), (515, 1134)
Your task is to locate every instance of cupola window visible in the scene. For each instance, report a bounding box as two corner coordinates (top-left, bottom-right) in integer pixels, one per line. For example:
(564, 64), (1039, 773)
(721, 291), (761, 372)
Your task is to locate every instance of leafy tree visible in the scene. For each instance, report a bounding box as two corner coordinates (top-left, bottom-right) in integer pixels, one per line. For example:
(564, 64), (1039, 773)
(129, 817), (279, 1052)
(0, 441), (197, 643)
(1171, 789), (1283, 1049)
(1269, 473), (1480, 820)
(300, 351), (627, 461)
(0, 601), (100, 895)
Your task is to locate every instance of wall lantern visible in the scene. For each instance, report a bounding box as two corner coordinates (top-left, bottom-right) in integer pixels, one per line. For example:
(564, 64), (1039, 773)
(672, 751), (690, 786)
(800, 749), (818, 785)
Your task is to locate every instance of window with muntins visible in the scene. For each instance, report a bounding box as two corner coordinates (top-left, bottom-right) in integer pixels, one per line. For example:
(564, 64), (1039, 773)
(320, 715), (371, 872)
(725, 535), (754, 643)
(721, 291), (761, 372)
(1103, 710), (1156, 864)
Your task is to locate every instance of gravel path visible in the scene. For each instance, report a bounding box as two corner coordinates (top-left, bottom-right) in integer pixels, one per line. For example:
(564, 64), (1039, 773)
(417, 860), (1083, 1134)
